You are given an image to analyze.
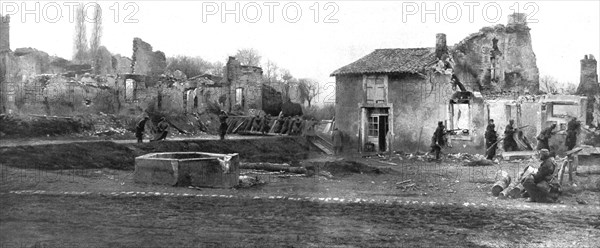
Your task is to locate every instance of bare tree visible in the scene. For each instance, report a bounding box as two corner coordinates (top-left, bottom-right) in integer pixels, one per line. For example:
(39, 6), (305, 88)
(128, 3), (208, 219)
(559, 82), (578, 95)
(540, 75), (558, 94)
(90, 3), (103, 73)
(298, 78), (319, 107)
(279, 69), (294, 101)
(263, 60), (279, 84)
(167, 56), (213, 78)
(209, 61), (224, 76)
(73, 4), (88, 63)
(234, 48), (261, 66)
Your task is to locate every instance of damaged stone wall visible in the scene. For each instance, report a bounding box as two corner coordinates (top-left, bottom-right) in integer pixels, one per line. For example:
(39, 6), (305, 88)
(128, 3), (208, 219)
(132, 38), (166, 78)
(388, 73), (452, 151)
(334, 75), (363, 148)
(8, 75), (119, 116)
(113, 54), (132, 74)
(452, 13), (539, 94)
(225, 57), (266, 114)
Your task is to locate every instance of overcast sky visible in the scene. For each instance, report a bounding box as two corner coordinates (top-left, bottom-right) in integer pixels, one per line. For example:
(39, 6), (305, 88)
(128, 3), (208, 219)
(4, 1), (599, 105)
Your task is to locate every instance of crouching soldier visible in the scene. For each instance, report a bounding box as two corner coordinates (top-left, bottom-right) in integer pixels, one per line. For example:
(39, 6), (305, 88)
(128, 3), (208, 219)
(522, 149), (560, 203)
(151, 117), (170, 142)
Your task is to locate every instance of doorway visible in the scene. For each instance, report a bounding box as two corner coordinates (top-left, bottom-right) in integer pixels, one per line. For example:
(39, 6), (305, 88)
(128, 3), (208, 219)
(366, 108), (389, 152)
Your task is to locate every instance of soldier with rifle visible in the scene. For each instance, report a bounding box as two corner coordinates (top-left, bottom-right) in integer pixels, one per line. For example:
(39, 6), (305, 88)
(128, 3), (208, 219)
(504, 120), (518, 152)
(537, 123), (557, 151)
(485, 119), (498, 160)
(430, 121), (446, 160)
(565, 117), (581, 151)
(486, 124), (530, 153)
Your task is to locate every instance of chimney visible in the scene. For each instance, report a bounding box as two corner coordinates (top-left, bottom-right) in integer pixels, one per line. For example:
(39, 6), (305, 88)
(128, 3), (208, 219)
(508, 13), (527, 26)
(435, 33), (447, 60)
(577, 54), (599, 95)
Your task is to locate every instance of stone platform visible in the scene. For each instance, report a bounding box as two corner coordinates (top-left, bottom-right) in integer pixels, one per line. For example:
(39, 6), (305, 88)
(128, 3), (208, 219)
(134, 152), (239, 188)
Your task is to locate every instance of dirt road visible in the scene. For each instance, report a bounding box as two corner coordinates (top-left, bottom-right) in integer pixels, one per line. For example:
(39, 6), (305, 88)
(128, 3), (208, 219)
(1, 193), (598, 248)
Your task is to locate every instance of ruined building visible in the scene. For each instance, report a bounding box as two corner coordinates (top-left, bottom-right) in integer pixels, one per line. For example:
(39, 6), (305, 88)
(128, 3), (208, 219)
(0, 12), (281, 118)
(331, 13), (589, 154)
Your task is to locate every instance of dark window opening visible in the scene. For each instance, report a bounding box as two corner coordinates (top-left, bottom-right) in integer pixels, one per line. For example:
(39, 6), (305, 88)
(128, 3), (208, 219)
(157, 91), (162, 109)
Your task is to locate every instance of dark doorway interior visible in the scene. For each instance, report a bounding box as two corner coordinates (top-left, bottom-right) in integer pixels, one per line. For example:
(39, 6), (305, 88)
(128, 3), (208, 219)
(378, 116), (388, 151)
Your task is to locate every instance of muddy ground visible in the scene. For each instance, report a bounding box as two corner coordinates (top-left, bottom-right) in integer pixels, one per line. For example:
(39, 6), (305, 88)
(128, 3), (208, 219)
(1, 137), (599, 247)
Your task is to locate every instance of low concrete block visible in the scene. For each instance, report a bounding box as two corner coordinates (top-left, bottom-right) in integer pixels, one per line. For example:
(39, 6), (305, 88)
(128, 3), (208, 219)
(134, 152), (239, 188)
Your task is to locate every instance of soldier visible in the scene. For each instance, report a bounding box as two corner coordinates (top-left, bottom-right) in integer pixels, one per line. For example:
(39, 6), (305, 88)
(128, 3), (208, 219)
(485, 119), (498, 160)
(522, 149), (560, 203)
(151, 117), (169, 142)
(135, 116), (150, 143)
(565, 117), (581, 151)
(219, 110), (228, 140)
(332, 128), (343, 155)
(536, 123), (557, 151)
(430, 121), (446, 160)
(504, 120), (517, 152)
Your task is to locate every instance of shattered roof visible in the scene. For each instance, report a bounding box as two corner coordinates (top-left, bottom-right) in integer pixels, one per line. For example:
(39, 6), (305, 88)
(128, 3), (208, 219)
(330, 47), (438, 76)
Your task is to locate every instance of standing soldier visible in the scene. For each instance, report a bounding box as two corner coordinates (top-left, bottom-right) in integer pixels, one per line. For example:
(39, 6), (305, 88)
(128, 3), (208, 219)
(430, 121), (446, 160)
(135, 116), (150, 143)
(565, 117), (581, 151)
(537, 123), (557, 151)
(503, 120), (517, 152)
(219, 110), (229, 140)
(332, 128), (343, 155)
(485, 119), (498, 160)
(151, 117), (170, 142)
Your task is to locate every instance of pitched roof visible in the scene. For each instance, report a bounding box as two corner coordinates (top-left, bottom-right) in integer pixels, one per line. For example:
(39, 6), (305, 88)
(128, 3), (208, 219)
(330, 47), (438, 76)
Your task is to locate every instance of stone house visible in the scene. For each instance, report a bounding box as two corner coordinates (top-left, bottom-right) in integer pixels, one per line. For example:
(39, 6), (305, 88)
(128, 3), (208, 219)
(330, 13), (590, 154)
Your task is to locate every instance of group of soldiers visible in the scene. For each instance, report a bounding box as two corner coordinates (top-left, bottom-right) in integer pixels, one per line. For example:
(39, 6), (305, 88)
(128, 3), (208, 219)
(430, 117), (582, 161)
(135, 116), (170, 143)
(430, 118), (581, 203)
(484, 117), (581, 159)
(486, 117), (581, 203)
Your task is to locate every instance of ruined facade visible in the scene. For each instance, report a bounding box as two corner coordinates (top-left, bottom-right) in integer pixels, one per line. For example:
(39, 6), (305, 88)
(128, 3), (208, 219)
(223, 56), (282, 116)
(452, 13), (539, 94)
(331, 13), (583, 154)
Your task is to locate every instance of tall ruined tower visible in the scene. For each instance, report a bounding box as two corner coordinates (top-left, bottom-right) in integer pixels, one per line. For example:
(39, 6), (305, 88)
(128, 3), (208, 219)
(577, 54), (599, 125)
(577, 54), (599, 94)
(0, 15), (9, 52)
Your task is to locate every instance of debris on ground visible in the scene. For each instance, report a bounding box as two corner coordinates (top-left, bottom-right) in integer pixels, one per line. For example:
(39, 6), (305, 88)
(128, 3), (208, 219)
(237, 175), (265, 188)
(239, 162), (307, 174)
(306, 160), (389, 177)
